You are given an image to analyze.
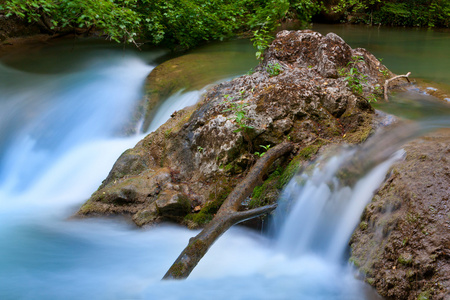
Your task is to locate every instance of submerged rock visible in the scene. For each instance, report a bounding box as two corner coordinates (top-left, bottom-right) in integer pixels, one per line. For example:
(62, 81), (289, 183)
(350, 129), (450, 300)
(76, 30), (387, 228)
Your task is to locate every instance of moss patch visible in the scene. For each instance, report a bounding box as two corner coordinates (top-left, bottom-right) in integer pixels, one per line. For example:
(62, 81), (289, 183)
(248, 139), (328, 210)
(184, 183), (232, 227)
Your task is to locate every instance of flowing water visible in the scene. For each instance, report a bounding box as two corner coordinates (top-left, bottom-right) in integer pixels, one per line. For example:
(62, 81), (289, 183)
(0, 28), (449, 299)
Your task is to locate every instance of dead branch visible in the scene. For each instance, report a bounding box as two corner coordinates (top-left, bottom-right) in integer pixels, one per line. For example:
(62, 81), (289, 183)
(384, 72), (411, 102)
(163, 142), (294, 280)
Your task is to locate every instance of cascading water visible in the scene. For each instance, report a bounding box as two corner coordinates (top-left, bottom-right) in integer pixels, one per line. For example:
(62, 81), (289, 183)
(273, 147), (404, 262)
(0, 37), (448, 299)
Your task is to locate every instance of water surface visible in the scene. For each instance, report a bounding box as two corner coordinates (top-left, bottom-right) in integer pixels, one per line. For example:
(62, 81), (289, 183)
(0, 26), (449, 299)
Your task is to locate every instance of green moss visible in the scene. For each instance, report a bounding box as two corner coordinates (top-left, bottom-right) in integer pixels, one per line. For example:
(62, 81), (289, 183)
(398, 253), (413, 266)
(133, 209), (158, 226)
(224, 163), (234, 171)
(417, 291), (431, 300)
(169, 262), (185, 278)
(252, 185), (264, 200)
(249, 166), (283, 208)
(185, 184), (232, 226)
(298, 145), (320, 159)
(164, 128), (173, 138)
(406, 212), (420, 223)
(78, 200), (95, 214)
(349, 256), (361, 267)
(186, 239), (207, 257)
(277, 156), (302, 188)
(359, 221), (368, 230)
(185, 211), (213, 225)
(366, 277), (375, 285)
(277, 140), (327, 189)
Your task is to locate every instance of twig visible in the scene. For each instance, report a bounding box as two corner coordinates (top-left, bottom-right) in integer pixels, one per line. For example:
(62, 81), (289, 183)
(384, 72), (411, 102)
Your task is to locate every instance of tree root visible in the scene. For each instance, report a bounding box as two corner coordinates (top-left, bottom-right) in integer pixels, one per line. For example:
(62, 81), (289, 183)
(384, 72), (411, 102)
(163, 142), (294, 279)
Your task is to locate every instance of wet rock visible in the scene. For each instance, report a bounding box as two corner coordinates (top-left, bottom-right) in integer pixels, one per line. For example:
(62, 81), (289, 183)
(76, 30), (387, 227)
(155, 190), (191, 217)
(350, 129), (450, 300)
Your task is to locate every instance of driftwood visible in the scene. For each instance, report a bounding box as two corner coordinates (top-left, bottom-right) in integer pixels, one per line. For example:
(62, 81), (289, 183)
(163, 142), (294, 279)
(384, 72), (411, 102)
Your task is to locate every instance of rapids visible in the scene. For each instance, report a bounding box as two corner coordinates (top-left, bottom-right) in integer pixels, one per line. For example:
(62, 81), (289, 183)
(0, 26), (449, 299)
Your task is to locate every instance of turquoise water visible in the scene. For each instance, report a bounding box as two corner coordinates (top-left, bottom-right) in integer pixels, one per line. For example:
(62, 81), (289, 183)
(313, 24), (450, 86)
(0, 26), (448, 299)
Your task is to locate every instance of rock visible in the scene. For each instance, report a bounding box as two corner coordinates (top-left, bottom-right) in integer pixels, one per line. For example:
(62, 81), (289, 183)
(349, 129), (450, 300)
(155, 190), (191, 217)
(76, 30), (387, 227)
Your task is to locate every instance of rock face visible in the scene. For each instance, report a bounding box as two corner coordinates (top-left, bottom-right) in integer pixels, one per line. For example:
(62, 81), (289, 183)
(76, 30), (387, 228)
(350, 129), (450, 300)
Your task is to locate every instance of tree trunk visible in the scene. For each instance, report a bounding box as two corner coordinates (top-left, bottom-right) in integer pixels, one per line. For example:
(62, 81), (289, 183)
(163, 142), (294, 279)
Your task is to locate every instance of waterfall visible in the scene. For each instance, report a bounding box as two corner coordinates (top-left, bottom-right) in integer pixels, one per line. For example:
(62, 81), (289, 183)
(1, 41), (447, 299)
(272, 147), (404, 262)
(0, 56), (152, 202)
(0, 48), (385, 299)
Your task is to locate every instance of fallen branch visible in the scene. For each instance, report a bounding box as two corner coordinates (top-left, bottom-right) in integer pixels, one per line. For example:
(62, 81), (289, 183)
(163, 142), (294, 279)
(384, 72), (411, 102)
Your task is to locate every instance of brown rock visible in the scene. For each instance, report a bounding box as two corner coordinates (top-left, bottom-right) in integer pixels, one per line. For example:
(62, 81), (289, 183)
(76, 30), (386, 227)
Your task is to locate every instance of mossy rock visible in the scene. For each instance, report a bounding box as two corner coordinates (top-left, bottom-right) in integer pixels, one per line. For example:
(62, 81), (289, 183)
(184, 180), (233, 228)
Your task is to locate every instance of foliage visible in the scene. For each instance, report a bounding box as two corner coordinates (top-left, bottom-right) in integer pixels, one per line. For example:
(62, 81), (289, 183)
(254, 144), (271, 157)
(339, 56), (368, 95)
(249, 0), (322, 60)
(339, 55), (379, 102)
(266, 62), (283, 76)
(289, 0), (324, 23)
(2, 0), (447, 51)
(251, 18), (273, 61)
(333, 0), (381, 14)
(373, 0), (450, 27)
(1, 0), (141, 43)
(0, 0), (325, 50)
(222, 93), (254, 133)
(332, 0), (450, 27)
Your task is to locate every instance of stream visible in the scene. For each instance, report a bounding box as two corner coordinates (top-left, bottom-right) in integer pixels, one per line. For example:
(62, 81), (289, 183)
(0, 26), (449, 299)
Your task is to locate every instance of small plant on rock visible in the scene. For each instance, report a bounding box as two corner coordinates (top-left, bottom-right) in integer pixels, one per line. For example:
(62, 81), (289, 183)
(251, 16), (273, 61)
(266, 62), (282, 77)
(339, 55), (368, 95)
(254, 144), (271, 157)
(222, 95), (254, 133)
(379, 68), (389, 77)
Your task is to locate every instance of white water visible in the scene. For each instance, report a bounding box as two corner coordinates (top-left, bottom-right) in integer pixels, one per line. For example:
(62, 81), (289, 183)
(0, 48), (404, 300)
(273, 148), (404, 262)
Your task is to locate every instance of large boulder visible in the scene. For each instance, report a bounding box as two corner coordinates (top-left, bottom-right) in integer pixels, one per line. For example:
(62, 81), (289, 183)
(349, 129), (450, 300)
(76, 30), (387, 227)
